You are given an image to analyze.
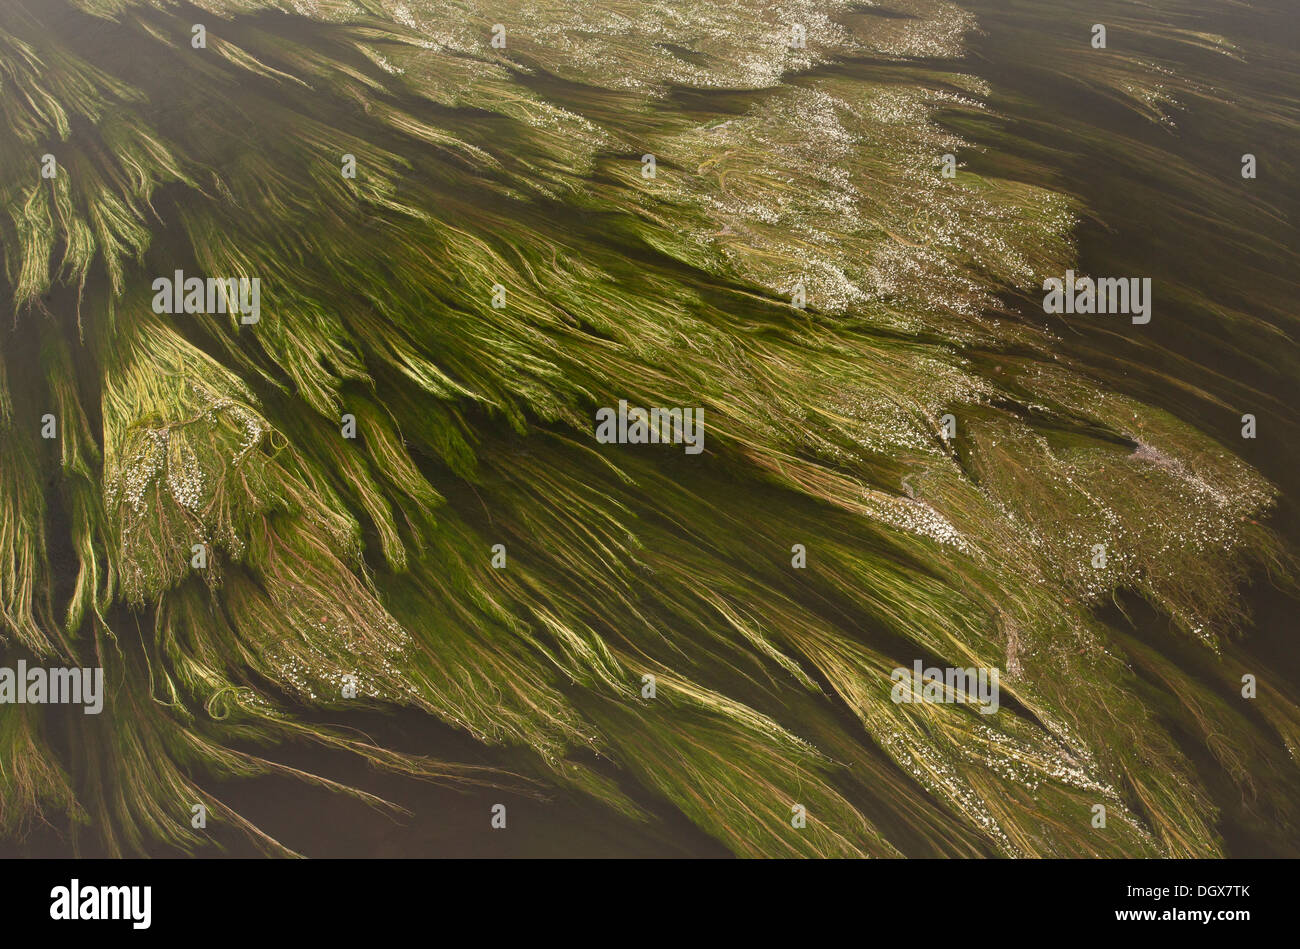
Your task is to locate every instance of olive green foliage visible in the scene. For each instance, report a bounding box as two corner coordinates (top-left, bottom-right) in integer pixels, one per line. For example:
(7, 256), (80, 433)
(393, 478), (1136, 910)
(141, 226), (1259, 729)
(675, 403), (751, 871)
(1, 0), (1297, 856)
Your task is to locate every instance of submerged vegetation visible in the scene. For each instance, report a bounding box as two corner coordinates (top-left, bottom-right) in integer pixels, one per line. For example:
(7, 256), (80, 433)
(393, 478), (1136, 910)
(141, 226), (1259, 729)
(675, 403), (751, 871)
(1, 0), (1298, 856)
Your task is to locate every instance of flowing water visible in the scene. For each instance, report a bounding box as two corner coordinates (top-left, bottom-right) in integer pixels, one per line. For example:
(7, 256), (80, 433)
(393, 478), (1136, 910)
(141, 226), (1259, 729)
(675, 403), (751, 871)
(1, 0), (1297, 857)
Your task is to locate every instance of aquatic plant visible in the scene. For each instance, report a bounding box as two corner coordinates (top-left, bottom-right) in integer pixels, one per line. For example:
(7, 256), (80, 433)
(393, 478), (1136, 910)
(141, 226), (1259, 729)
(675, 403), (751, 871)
(1, 0), (1297, 856)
